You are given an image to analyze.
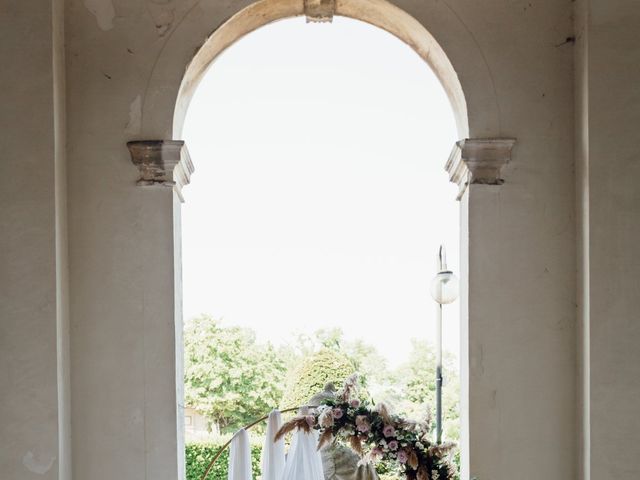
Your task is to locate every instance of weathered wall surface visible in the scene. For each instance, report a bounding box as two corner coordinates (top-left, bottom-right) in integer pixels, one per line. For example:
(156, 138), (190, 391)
(65, 2), (183, 479)
(63, 1), (577, 480)
(454, 3), (577, 480)
(0, 1), (69, 479)
(576, 1), (640, 478)
(4, 0), (638, 479)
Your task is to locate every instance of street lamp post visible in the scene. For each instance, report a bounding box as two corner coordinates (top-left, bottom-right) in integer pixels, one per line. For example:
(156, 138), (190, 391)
(430, 245), (458, 444)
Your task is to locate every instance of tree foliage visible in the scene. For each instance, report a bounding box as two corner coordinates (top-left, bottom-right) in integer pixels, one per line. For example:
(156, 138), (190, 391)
(397, 339), (460, 441)
(184, 315), (286, 433)
(183, 320), (460, 442)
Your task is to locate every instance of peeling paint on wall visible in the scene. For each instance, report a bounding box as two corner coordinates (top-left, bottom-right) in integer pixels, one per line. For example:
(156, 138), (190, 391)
(23, 451), (56, 475)
(146, 1), (175, 37)
(125, 95), (142, 135)
(84, 0), (115, 31)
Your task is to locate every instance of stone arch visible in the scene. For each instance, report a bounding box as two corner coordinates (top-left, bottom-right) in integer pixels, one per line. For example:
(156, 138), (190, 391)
(139, 0), (502, 141)
(126, 4), (516, 479)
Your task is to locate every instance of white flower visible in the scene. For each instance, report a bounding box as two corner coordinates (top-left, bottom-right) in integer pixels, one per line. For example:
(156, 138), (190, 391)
(319, 408), (335, 427)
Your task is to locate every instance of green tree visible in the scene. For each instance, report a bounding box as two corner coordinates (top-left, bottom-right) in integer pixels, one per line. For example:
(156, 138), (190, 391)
(184, 315), (286, 433)
(343, 338), (397, 403)
(284, 328), (392, 389)
(396, 339), (460, 441)
(281, 347), (357, 407)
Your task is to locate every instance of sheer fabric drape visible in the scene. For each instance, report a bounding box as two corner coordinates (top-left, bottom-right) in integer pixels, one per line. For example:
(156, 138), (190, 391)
(261, 410), (285, 480)
(281, 428), (325, 480)
(230, 410), (378, 480)
(228, 428), (252, 480)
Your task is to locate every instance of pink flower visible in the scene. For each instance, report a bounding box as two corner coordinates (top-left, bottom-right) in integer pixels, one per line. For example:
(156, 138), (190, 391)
(355, 415), (370, 433)
(332, 408), (344, 419)
(305, 415), (316, 427)
(357, 423), (370, 433)
(350, 399), (361, 408)
(396, 450), (408, 463)
(388, 440), (399, 451)
(383, 424), (396, 437)
(370, 447), (383, 459)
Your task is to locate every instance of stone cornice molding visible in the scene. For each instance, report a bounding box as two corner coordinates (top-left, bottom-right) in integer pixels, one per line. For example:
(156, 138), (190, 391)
(304, 0), (336, 22)
(445, 138), (516, 199)
(127, 140), (194, 202)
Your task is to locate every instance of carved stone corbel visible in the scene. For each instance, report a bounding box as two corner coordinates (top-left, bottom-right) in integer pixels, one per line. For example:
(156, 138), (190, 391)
(445, 138), (516, 200)
(127, 140), (194, 202)
(304, 0), (336, 22)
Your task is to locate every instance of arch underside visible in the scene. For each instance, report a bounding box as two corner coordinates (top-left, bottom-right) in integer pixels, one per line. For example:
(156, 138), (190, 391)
(171, 0), (469, 139)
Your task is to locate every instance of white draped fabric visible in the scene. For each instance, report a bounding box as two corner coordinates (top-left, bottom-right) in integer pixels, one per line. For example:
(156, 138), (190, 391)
(281, 428), (325, 480)
(228, 428), (252, 480)
(261, 410), (285, 480)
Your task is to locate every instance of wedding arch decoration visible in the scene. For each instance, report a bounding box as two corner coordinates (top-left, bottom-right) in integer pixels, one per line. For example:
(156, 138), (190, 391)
(275, 375), (457, 480)
(198, 375), (457, 480)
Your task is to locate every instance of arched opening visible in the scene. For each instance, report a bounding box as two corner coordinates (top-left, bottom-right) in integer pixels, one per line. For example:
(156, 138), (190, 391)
(171, 0), (468, 140)
(174, 4), (466, 480)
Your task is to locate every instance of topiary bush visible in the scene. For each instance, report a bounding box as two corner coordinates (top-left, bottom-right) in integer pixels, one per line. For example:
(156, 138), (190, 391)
(282, 348), (357, 408)
(186, 442), (262, 480)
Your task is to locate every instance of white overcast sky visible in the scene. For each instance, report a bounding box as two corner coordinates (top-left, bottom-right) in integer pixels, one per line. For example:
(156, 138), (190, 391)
(181, 17), (460, 367)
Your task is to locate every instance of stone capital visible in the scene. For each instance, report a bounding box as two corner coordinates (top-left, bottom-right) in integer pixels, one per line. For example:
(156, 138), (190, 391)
(445, 138), (516, 199)
(304, 0), (335, 22)
(127, 140), (194, 202)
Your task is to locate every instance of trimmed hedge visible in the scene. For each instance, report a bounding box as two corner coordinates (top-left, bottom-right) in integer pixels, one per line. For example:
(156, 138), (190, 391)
(186, 441), (404, 480)
(186, 441), (451, 480)
(186, 442), (261, 480)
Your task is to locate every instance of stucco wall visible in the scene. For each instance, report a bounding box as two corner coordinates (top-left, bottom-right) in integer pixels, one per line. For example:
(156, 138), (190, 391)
(1, 0), (638, 479)
(0, 1), (69, 479)
(457, 3), (577, 479)
(65, 0), (183, 477)
(577, 1), (640, 478)
(63, 1), (577, 480)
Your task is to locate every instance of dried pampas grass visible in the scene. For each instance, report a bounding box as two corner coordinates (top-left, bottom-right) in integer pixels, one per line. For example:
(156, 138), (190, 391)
(317, 430), (334, 450)
(407, 449), (419, 470)
(274, 416), (311, 442)
(417, 466), (431, 480)
(427, 442), (456, 458)
(349, 435), (364, 455)
(375, 402), (392, 424)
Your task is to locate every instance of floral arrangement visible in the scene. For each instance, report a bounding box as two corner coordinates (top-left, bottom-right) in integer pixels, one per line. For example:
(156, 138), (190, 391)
(275, 375), (457, 480)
